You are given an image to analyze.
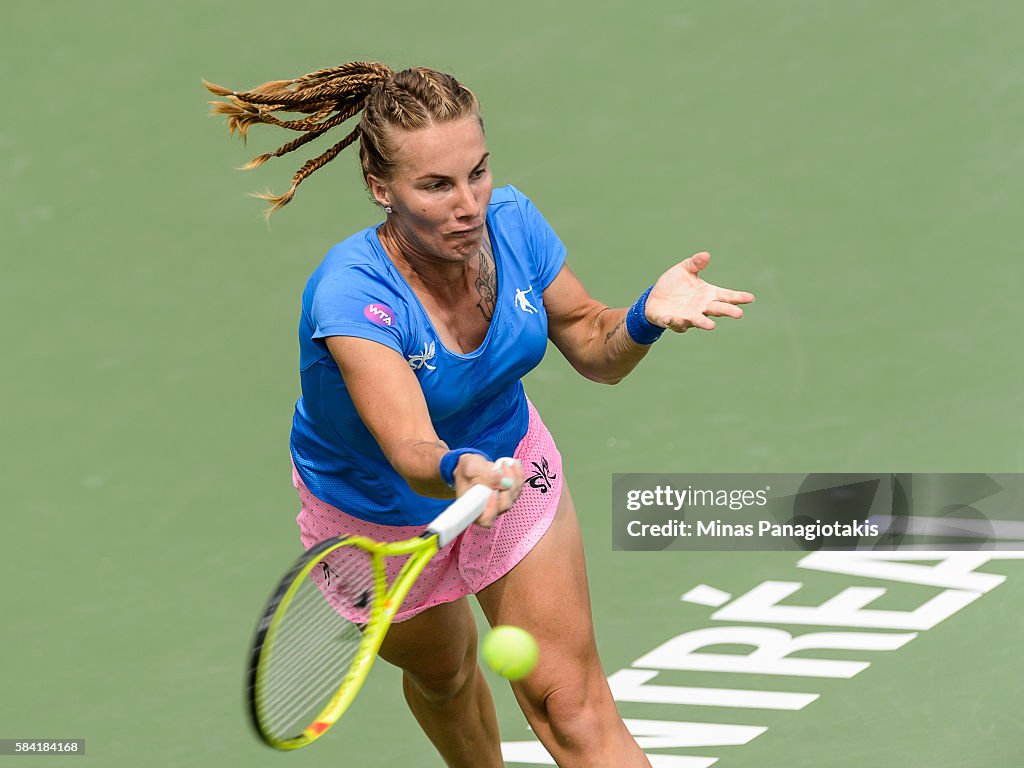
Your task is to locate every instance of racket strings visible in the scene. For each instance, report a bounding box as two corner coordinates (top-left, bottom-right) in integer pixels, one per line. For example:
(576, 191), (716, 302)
(259, 570), (373, 735)
(260, 592), (366, 700)
(264, 568), (369, 663)
(258, 603), (357, 700)
(255, 543), (380, 740)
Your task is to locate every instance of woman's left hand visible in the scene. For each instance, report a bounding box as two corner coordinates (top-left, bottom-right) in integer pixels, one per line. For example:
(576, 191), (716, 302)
(645, 252), (755, 332)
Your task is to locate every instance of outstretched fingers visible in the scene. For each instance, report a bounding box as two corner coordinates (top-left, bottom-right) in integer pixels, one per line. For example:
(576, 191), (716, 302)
(716, 287), (756, 304)
(705, 300), (745, 319)
(661, 313), (716, 332)
(648, 252), (755, 333)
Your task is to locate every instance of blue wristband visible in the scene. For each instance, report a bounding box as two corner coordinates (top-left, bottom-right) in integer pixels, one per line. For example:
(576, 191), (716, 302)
(625, 285), (666, 345)
(439, 448), (494, 489)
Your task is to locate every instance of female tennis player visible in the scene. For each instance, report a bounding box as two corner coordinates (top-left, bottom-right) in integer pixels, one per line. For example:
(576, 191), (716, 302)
(207, 62), (753, 767)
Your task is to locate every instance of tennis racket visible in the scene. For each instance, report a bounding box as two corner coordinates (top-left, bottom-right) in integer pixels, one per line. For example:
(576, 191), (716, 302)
(247, 463), (510, 750)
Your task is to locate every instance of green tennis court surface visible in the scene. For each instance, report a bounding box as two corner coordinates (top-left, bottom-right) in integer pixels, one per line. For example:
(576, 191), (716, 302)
(3, 1), (1021, 765)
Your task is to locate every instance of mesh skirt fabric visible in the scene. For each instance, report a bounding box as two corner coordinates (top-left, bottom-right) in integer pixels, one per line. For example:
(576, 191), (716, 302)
(292, 399), (563, 623)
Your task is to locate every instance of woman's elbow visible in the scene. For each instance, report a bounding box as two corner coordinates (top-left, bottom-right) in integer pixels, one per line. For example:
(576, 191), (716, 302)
(576, 366), (625, 386)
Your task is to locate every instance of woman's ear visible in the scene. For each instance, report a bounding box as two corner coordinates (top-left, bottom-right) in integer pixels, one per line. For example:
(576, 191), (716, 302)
(366, 174), (391, 209)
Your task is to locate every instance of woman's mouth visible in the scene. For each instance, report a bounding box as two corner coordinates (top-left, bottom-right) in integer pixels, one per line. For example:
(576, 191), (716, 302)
(447, 224), (483, 237)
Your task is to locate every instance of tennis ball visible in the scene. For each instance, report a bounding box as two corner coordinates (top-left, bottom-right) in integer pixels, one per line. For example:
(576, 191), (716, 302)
(481, 625), (539, 680)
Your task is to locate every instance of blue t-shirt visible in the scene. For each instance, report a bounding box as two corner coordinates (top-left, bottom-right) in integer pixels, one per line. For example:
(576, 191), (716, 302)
(289, 185), (566, 525)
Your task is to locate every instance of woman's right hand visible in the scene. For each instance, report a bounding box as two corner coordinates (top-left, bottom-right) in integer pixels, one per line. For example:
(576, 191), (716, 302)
(454, 454), (524, 527)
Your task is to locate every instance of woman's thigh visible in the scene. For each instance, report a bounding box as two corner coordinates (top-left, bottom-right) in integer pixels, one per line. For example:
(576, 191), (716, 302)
(475, 481), (603, 698)
(377, 596), (480, 688)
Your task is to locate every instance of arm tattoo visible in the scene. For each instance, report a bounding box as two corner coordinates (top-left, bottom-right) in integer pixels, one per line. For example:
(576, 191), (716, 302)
(474, 230), (497, 321)
(604, 316), (625, 344)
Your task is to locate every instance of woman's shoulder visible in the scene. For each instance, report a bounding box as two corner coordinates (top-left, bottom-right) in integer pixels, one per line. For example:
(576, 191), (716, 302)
(301, 225), (405, 309)
(300, 225), (411, 347)
(306, 225), (393, 285)
(487, 184), (557, 243)
(489, 183), (529, 209)
(487, 184), (547, 232)
(320, 225), (385, 269)
(487, 184), (565, 288)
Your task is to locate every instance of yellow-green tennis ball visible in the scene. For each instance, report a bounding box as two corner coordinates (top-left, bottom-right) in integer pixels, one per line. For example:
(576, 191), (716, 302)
(481, 625), (539, 680)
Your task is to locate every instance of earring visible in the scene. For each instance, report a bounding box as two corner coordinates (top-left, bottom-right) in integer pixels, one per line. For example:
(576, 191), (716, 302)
(384, 205), (393, 214)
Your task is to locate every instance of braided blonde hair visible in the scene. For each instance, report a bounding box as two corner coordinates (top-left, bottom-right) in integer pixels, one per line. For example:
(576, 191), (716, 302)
(204, 62), (481, 218)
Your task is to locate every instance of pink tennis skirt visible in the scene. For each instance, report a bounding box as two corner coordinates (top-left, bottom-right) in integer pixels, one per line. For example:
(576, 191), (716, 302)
(292, 399), (562, 623)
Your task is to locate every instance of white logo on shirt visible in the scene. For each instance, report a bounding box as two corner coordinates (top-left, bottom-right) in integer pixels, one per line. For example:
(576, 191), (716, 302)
(514, 286), (539, 314)
(407, 341), (437, 371)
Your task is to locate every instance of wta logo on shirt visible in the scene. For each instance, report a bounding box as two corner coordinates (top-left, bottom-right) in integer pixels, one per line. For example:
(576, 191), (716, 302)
(363, 302), (396, 327)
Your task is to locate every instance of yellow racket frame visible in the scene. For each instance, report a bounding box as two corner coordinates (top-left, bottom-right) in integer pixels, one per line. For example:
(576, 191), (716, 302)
(250, 532), (441, 750)
(249, 478), (502, 750)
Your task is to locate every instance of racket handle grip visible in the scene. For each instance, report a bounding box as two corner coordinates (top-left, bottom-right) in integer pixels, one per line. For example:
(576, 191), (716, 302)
(427, 483), (493, 548)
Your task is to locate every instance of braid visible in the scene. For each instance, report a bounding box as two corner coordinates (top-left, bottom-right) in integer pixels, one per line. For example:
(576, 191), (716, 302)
(205, 61), (392, 216)
(379, 80), (429, 126)
(240, 110), (354, 171)
(253, 127), (360, 217)
(205, 61), (480, 217)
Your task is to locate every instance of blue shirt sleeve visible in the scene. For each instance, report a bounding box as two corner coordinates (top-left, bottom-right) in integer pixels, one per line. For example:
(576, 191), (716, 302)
(508, 185), (567, 290)
(309, 263), (408, 355)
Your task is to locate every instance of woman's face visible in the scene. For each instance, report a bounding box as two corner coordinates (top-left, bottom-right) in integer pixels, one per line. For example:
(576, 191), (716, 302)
(370, 116), (492, 263)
